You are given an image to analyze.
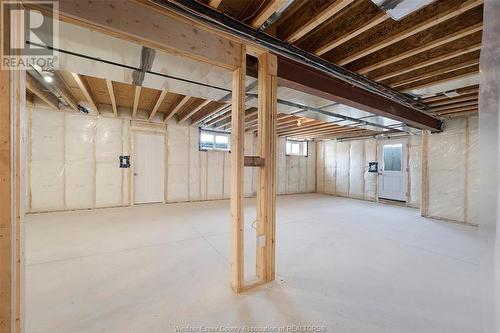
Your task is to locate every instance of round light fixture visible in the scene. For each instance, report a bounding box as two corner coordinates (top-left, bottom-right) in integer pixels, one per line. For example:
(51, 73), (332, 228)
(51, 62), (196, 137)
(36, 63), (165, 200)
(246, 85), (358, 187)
(43, 75), (53, 83)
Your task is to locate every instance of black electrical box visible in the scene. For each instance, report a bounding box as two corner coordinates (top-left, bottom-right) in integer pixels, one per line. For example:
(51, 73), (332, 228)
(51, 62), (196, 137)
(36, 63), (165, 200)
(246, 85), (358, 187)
(119, 156), (130, 168)
(368, 162), (378, 173)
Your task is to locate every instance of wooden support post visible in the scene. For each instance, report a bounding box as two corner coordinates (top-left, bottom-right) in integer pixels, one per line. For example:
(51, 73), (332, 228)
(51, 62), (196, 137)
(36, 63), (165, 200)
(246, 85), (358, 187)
(230, 46), (246, 293)
(1, 4), (24, 330)
(0, 63), (24, 333)
(256, 52), (277, 282)
(420, 130), (430, 216)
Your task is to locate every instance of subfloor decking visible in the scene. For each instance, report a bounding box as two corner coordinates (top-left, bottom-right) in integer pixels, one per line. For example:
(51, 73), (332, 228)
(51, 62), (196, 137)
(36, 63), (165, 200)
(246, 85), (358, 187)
(26, 194), (480, 333)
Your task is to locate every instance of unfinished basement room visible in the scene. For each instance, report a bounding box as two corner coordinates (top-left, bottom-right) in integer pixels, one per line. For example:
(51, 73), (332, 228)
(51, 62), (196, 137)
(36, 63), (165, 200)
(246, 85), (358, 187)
(1, 0), (499, 332)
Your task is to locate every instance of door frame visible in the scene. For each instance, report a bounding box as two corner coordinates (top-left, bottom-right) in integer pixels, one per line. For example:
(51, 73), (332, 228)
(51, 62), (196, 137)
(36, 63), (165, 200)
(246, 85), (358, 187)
(377, 137), (409, 202)
(130, 127), (167, 205)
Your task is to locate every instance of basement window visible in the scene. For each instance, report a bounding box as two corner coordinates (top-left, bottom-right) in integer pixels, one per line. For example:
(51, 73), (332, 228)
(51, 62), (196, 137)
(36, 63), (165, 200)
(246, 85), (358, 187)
(199, 129), (230, 151)
(286, 139), (308, 157)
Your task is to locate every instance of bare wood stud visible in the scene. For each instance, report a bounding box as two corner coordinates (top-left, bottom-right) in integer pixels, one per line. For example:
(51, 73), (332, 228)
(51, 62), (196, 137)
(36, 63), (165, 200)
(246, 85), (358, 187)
(149, 90), (168, 120)
(105, 79), (118, 117)
(132, 86), (141, 118)
(230, 46), (246, 293)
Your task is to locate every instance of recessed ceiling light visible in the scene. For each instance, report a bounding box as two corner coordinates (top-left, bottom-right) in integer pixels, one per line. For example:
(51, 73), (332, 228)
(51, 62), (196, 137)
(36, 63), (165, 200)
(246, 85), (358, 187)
(444, 90), (460, 98)
(43, 75), (53, 83)
(371, 0), (436, 21)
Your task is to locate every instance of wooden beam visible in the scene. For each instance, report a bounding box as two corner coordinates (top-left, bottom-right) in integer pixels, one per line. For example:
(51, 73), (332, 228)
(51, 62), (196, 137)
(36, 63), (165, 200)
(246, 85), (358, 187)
(391, 59), (480, 88)
(132, 86), (141, 118)
(1, 64), (24, 333)
(421, 86), (478, 103)
(28, 0), (242, 70)
(402, 69), (479, 91)
(336, 0), (483, 66)
(164, 95), (191, 123)
(54, 72), (78, 112)
(281, 124), (355, 137)
(284, 126), (367, 138)
(430, 102), (479, 113)
(205, 110), (231, 126)
(25, 74), (59, 110)
(375, 43), (481, 82)
(421, 130), (430, 216)
(191, 103), (229, 126)
(178, 99), (211, 124)
(427, 94), (478, 107)
(149, 90), (168, 120)
(105, 79), (118, 116)
(244, 156), (265, 167)
(357, 23), (483, 74)
(279, 122), (341, 135)
(315, 12), (388, 56)
(216, 108), (259, 129)
(277, 56), (441, 131)
(71, 73), (99, 113)
(208, 0), (222, 9)
(251, 0), (287, 28)
(438, 109), (478, 117)
(286, 0), (353, 43)
(230, 47), (246, 293)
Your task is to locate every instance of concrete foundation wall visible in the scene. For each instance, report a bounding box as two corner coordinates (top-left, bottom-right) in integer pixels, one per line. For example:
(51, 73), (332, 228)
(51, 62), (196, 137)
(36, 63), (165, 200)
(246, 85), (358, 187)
(27, 108), (315, 213)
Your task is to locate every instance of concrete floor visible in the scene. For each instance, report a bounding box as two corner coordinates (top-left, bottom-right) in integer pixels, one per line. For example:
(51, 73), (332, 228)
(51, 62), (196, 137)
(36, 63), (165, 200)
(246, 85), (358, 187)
(26, 194), (481, 333)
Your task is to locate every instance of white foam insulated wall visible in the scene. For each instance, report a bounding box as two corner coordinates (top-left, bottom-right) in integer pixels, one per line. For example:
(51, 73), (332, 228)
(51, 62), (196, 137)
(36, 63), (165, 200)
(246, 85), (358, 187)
(277, 137), (316, 194)
(316, 139), (378, 201)
(425, 116), (479, 225)
(27, 108), (315, 213)
(316, 136), (421, 204)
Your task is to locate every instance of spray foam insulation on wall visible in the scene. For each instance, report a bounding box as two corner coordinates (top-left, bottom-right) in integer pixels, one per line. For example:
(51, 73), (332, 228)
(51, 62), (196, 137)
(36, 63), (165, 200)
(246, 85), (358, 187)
(27, 108), (316, 213)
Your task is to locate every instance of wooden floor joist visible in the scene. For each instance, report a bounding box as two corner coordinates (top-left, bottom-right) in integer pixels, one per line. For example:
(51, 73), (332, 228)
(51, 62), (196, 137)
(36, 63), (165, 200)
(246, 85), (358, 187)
(286, 0), (353, 43)
(357, 23), (483, 74)
(336, 0), (483, 66)
(375, 43), (481, 82)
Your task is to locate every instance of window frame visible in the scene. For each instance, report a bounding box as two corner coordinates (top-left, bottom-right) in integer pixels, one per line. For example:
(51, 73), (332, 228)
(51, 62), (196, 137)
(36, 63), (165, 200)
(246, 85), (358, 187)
(198, 128), (231, 152)
(285, 139), (308, 157)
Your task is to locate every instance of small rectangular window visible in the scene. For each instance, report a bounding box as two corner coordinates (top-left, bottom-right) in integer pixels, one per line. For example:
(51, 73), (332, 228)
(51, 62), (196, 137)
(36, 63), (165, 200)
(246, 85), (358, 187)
(199, 129), (230, 151)
(383, 143), (402, 171)
(286, 139), (308, 157)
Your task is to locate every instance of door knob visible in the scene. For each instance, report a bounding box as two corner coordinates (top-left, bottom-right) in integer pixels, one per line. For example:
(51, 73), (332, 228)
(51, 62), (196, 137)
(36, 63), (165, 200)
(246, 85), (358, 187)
(134, 172), (138, 176)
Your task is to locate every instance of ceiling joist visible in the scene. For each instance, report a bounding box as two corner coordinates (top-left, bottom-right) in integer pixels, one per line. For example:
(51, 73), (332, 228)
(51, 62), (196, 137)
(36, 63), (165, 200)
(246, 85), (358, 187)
(71, 73), (99, 114)
(336, 0), (483, 66)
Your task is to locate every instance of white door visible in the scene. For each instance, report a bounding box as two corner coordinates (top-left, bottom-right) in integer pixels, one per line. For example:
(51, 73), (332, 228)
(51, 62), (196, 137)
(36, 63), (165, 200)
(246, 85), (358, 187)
(133, 133), (165, 204)
(378, 139), (407, 202)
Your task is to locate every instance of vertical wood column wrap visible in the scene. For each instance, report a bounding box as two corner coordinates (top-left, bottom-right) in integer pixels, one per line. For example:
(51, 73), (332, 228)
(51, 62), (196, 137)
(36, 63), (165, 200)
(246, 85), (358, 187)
(230, 46), (246, 293)
(256, 53), (278, 282)
(1, 4), (24, 329)
(420, 130), (430, 216)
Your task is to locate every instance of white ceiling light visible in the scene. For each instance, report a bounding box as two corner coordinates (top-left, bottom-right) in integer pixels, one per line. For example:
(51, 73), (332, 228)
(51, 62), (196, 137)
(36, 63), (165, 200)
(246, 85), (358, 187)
(444, 90), (460, 98)
(41, 71), (54, 83)
(371, 0), (436, 21)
